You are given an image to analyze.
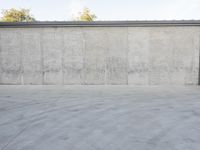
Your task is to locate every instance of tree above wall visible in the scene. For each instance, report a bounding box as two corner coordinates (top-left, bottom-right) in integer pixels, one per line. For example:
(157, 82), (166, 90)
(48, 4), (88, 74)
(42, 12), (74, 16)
(76, 7), (97, 21)
(1, 8), (35, 22)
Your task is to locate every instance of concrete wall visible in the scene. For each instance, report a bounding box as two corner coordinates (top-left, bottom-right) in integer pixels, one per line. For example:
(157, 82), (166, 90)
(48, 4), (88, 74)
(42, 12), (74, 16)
(0, 26), (199, 85)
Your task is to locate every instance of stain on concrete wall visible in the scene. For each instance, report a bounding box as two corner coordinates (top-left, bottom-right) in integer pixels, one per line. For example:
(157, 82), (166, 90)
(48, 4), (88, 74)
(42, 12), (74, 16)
(0, 29), (22, 84)
(106, 28), (128, 85)
(63, 28), (83, 85)
(0, 26), (199, 85)
(82, 28), (107, 84)
(42, 28), (63, 85)
(22, 28), (42, 84)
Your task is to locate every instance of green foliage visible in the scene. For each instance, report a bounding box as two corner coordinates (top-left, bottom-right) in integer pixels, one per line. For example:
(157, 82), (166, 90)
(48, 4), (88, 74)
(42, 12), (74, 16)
(1, 8), (35, 22)
(76, 7), (97, 21)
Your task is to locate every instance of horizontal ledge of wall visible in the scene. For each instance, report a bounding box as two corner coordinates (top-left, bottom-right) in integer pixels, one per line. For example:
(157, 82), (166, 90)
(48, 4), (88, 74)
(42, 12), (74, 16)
(1, 20), (200, 28)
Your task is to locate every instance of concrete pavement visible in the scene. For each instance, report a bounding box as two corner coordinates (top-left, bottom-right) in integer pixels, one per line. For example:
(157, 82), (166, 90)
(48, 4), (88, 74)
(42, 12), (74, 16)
(0, 86), (200, 150)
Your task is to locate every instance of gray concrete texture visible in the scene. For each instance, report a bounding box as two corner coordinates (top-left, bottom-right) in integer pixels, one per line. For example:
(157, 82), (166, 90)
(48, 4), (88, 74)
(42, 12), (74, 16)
(0, 85), (200, 150)
(0, 27), (200, 85)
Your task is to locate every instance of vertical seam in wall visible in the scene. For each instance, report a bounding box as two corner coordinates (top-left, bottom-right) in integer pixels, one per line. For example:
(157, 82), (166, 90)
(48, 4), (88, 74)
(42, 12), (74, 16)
(198, 31), (200, 85)
(0, 31), (2, 84)
(81, 27), (86, 85)
(148, 28), (151, 85)
(104, 28), (108, 85)
(61, 28), (65, 85)
(20, 30), (24, 85)
(126, 27), (129, 85)
(40, 29), (44, 84)
(53, 29), (56, 85)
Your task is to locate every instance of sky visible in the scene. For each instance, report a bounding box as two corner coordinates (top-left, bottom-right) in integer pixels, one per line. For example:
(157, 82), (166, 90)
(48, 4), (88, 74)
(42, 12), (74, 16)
(0, 0), (200, 21)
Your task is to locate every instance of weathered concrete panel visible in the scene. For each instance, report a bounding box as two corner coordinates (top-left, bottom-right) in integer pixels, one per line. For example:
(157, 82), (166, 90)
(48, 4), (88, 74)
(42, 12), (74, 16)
(148, 27), (200, 85)
(128, 27), (200, 85)
(148, 28), (174, 85)
(42, 28), (63, 84)
(82, 28), (107, 84)
(170, 27), (199, 85)
(63, 28), (83, 84)
(128, 28), (150, 85)
(22, 29), (43, 84)
(0, 29), (21, 84)
(106, 28), (128, 84)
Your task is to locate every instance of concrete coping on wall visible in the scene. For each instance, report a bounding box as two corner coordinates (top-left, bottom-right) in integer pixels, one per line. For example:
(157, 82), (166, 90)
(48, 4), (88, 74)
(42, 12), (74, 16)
(1, 20), (200, 28)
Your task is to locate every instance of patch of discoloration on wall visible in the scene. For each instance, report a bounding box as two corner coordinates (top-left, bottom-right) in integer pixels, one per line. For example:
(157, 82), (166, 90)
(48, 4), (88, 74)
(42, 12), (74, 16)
(41, 28), (63, 85)
(128, 27), (150, 85)
(63, 27), (84, 85)
(82, 27), (107, 84)
(0, 29), (21, 84)
(106, 27), (128, 85)
(22, 28), (43, 84)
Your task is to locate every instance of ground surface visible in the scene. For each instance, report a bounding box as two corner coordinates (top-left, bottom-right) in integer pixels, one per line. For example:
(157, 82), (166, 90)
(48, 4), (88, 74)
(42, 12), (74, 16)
(0, 86), (200, 150)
